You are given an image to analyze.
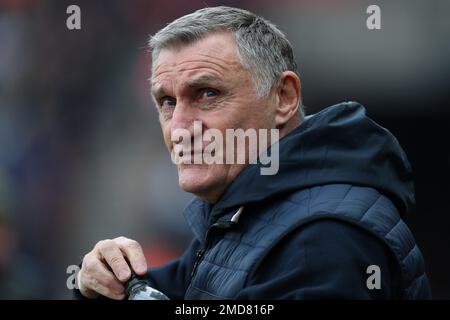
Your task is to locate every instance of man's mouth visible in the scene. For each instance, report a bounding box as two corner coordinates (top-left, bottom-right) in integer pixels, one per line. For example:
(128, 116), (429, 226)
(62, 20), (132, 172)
(177, 149), (203, 157)
(176, 148), (205, 162)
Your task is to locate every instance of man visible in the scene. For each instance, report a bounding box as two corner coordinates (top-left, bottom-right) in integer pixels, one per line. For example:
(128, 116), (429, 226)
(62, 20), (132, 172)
(75, 6), (431, 299)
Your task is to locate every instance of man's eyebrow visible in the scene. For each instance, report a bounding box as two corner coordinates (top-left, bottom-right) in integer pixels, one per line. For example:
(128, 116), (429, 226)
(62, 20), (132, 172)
(185, 74), (222, 88)
(151, 83), (164, 98)
(151, 74), (222, 98)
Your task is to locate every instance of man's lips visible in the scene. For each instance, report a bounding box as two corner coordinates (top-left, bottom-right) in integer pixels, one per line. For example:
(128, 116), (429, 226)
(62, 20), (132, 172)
(177, 149), (204, 157)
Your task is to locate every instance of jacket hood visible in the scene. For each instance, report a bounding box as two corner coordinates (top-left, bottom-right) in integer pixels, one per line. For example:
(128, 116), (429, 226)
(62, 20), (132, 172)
(185, 101), (415, 226)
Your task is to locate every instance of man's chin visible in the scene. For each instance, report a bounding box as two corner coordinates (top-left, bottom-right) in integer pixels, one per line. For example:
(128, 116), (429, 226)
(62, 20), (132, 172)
(177, 164), (212, 194)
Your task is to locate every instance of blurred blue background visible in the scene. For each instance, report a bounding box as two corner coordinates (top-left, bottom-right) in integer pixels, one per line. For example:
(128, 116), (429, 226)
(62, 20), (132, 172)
(0, 0), (449, 299)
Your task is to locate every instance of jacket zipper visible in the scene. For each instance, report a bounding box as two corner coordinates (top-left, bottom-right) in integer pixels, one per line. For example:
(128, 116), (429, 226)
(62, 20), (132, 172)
(190, 220), (234, 278)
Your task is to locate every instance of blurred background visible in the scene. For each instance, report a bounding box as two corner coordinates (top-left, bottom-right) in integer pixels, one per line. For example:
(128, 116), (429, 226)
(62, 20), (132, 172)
(0, 0), (449, 299)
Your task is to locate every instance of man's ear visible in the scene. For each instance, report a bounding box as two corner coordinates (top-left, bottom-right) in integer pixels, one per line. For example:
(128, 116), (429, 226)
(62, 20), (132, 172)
(275, 71), (301, 128)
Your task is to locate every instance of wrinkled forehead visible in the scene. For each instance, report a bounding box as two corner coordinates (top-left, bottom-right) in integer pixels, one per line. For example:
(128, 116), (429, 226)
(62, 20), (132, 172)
(151, 32), (243, 81)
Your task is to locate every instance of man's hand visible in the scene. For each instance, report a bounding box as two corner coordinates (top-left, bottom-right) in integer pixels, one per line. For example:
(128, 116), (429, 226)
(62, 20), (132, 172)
(77, 236), (148, 300)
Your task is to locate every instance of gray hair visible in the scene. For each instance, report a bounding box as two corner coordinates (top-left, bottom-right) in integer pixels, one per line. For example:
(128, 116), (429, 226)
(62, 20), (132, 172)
(149, 6), (303, 117)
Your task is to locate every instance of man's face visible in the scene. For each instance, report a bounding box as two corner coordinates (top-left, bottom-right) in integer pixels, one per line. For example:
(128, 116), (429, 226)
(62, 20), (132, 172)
(151, 32), (276, 203)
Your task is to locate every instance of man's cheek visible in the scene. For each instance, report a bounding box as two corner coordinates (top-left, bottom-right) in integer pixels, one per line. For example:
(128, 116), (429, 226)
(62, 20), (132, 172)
(161, 127), (173, 152)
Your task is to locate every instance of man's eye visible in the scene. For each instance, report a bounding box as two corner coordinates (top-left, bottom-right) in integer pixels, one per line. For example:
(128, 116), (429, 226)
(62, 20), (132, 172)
(160, 97), (176, 107)
(200, 89), (219, 99)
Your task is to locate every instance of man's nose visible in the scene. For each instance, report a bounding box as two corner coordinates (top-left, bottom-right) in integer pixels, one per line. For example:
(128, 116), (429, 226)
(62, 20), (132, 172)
(170, 100), (199, 139)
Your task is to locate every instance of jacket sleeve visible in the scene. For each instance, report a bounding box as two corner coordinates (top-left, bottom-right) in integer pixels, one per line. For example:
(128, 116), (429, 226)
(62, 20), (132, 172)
(145, 238), (200, 300)
(235, 219), (402, 299)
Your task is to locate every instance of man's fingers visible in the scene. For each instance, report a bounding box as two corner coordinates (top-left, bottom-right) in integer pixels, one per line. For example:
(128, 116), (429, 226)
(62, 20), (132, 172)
(83, 273), (125, 300)
(86, 260), (126, 299)
(79, 237), (147, 300)
(77, 268), (100, 299)
(97, 240), (131, 282)
(116, 237), (148, 275)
